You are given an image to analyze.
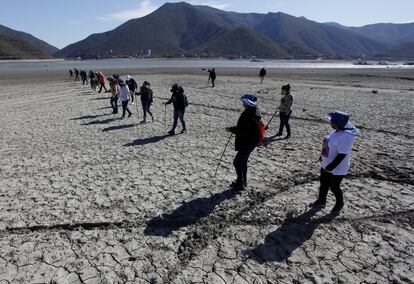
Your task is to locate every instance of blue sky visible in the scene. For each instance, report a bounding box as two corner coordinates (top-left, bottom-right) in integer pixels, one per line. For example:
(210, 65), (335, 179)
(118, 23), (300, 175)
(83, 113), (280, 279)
(1, 0), (413, 49)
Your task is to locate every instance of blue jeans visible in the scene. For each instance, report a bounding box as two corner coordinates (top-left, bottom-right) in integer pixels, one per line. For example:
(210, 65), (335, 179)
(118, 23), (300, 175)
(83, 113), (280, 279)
(278, 111), (291, 136)
(172, 109), (186, 131)
(233, 148), (254, 186)
(141, 100), (153, 120)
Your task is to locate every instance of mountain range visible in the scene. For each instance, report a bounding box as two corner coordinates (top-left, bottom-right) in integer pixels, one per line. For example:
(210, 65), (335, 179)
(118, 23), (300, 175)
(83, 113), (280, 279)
(1, 2), (414, 60)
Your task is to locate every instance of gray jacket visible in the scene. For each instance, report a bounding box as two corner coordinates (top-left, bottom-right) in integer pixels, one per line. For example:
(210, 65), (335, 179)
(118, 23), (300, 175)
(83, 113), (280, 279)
(279, 93), (293, 113)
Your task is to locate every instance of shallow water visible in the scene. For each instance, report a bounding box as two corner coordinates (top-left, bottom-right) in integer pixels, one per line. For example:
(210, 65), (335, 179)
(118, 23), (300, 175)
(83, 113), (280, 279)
(0, 58), (412, 72)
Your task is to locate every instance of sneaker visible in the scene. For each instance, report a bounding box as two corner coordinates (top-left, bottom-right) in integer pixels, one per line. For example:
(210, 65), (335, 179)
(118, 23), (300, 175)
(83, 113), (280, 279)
(167, 130), (175, 136)
(310, 200), (326, 208)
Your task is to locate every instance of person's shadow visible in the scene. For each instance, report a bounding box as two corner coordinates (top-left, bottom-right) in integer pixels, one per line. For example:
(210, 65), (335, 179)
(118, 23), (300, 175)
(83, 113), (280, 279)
(244, 207), (337, 263)
(123, 134), (170, 146)
(144, 189), (239, 237)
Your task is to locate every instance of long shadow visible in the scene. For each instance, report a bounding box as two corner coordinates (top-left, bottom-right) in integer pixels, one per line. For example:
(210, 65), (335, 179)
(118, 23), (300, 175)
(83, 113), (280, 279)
(244, 207), (337, 263)
(124, 134), (170, 147)
(98, 106), (112, 110)
(144, 189), (239, 237)
(70, 113), (111, 120)
(102, 124), (137, 132)
(81, 118), (118, 125)
(90, 96), (110, 100)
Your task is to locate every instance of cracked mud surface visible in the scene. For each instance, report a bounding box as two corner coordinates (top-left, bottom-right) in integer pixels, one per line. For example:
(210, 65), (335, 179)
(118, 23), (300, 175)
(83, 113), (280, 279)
(0, 69), (413, 283)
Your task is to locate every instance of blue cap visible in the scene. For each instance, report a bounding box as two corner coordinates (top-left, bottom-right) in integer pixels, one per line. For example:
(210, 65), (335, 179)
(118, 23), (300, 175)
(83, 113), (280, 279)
(241, 93), (257, 108)
(327, 111), (349, 130)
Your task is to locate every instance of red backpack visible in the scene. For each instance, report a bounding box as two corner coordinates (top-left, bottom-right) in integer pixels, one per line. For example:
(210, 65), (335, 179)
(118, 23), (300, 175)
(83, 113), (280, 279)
(258, 120), (265, 145)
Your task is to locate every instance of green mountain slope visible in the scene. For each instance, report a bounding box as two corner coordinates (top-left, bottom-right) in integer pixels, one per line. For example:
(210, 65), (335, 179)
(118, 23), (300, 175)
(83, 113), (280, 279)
(0, 33), (51, 59)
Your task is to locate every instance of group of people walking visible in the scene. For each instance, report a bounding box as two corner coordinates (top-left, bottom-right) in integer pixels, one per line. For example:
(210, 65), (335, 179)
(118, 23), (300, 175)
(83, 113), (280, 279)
(70, 67), (359, 214)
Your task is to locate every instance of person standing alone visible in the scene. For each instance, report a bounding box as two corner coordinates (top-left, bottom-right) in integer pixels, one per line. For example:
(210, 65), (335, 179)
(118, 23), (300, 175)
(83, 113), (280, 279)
(275, 84), (293, 139)
(259, 67), (267, 84)
(311, 111), (359, 214)
(208, 68), (216, 87)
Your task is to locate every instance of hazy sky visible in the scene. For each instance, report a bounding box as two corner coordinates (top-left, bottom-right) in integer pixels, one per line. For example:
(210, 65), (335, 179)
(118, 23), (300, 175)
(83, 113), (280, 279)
(1, 0), (413, 48)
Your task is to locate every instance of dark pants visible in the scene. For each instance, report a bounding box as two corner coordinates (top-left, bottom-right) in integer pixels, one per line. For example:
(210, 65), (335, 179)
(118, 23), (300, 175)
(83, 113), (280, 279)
(141, 100), (153, 120)
(211, 78), (215, 87)
(110, 95), (118, 113)
(121, 100), (131, 117)
(172, 109), (186, 131)
(130, 91), (135, 103)
(233, 148), (254, 186)
(318, 169), (344, 206)
(278, 111), (291, 136)
(99, 83), (107, 93)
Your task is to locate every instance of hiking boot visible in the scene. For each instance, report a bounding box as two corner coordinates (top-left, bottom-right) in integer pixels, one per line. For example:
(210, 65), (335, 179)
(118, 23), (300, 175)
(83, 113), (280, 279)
(331, 203), (344, 214)
(230, 181), (244, 191)
(167, 130), (175, 136)
(310, 200), (326, 208)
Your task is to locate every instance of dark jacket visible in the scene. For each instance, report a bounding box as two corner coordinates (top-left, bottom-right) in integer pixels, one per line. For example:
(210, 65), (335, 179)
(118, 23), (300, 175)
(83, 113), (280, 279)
(166, 91), (188, 111)
(229, 107), (260, 151)
(139, 86), (153, 103)
(209, 70), (216, 80)
(126, 78), (138, 92)
(259, 68), (267, 77)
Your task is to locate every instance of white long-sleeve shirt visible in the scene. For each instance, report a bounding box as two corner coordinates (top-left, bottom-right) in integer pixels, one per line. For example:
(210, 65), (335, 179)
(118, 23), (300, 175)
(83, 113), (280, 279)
(118, 85), (130, 102)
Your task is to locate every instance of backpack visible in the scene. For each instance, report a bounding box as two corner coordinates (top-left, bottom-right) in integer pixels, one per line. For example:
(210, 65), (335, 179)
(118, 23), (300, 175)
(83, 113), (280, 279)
(258, 120), (265, 145)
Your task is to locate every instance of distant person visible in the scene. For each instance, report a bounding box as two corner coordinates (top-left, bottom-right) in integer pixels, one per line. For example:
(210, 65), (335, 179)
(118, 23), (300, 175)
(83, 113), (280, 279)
(226, 94), (261, 191)
(98, 71), (108, 93)
(80, 70), (88, 85)
(108, 77), (119, 114)
(208, 68), (216, 87)
(311, 111), (359, 214)
(69, 69), (73, 79)
(165, 84), (188, 135)
(74, 68), (80, 81)
(126, 75), (138, 105)
(275, 84), (293, 139)
(138, 81), (154, 123)
(88, 71), (97, 91)
(118, 80), (132, 118)
(259, 67), (267, 84)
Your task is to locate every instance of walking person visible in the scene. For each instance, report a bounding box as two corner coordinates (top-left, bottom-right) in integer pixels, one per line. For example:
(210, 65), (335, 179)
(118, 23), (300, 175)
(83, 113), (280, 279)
(98, 71), (108, 93)
(275, 84), (293, 139)
(226, 94), (261, 191)
(138, 81), (154, 123)
(164, 84), (188, 135)
(311, 111), (360, 214)
(259, 67), (267, 84)
(108, 77), (119, 114)
(74, 68), (80, 81)
(69, 69), (73, 80)
(80, 70), (88, 85)
(126, 75), (138, 105)
(208, 68), (216, 87)
(118, 80), (132, 118)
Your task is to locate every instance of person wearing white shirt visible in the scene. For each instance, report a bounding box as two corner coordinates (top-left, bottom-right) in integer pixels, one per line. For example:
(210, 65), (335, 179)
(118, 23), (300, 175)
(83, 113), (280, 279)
(118, 80), (132, 119)
(311, 111), (360, 214)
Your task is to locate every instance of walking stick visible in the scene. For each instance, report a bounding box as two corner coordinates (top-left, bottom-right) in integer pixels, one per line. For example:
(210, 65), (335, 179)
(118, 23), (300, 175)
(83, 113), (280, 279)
(163, 103), (167, 132)
(265, 110), (278, 129)
(134, 93), (140, 122)
(213, 133), (233, 178)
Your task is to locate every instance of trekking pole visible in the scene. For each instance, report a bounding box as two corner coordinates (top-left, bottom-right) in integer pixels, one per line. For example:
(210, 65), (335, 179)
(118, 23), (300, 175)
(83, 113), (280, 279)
(213, 133), (233, 178)
(163, 103), (167, 132)
(134, 93), (140, 121)
(265, 110), (278, 129)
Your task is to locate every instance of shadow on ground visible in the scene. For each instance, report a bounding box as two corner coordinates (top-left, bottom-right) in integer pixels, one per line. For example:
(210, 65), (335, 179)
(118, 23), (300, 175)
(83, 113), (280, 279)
(144, 189), (239, 237)
(71, 113), (111, 120)
(90, 96), (110, 100)
(124, 134), (170, 146)
(102, 124), (137, 132)
(81, 118), (118, 125)
(244, 207), (337, 263)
